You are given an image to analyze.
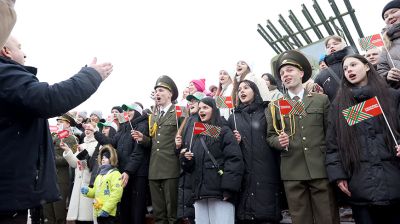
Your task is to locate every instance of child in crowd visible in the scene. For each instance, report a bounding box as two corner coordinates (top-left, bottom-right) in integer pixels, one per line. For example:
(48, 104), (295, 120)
(81, 145), (123, 224)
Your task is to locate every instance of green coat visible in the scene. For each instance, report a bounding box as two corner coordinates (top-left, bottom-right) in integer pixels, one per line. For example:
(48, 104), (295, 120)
(266, 92), (330, 181)
(145, 105), (180, 180)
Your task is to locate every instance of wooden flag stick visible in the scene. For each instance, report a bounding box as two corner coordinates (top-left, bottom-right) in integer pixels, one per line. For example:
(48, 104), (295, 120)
(175, 112), (179, 131)
(189, 125), (195, 152)
(376, 98), (398, 146)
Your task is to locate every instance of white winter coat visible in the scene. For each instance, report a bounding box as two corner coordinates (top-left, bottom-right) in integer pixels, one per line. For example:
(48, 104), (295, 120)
(63, 137), (98, 221)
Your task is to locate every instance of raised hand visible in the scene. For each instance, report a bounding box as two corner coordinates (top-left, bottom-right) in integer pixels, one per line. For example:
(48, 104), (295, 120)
(89, 57), (113, 81)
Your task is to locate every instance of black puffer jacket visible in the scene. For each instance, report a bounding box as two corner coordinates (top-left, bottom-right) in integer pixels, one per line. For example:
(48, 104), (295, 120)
(182, 125), (244, 202)
(315, 46), (354, 101)
(326, 87), (400, 205)
(177, 115), (197, 221)
(94, 114), (150, 176)
(229, 103), (282, 222)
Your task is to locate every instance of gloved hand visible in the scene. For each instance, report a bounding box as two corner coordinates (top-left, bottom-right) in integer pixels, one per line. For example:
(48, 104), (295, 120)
(99, 210), (109, 217)
(80, 186), (89, 195)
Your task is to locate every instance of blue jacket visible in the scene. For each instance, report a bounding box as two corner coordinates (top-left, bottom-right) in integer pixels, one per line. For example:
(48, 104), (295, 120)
(0, 56), (103, 211)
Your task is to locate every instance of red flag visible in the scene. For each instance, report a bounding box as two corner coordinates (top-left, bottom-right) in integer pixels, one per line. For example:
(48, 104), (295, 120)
(278, 100), (292, 115)
(57, 130), (70, 139)
(193, 122), (221, 138)
(342, 96), (383, 126)
(49, 125), (58, 133)
(175, 105), (188, 118)
(216, 96), (234, 108)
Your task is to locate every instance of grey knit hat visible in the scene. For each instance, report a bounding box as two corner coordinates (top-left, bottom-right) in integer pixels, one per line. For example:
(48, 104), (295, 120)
(90, 110), (103, 119)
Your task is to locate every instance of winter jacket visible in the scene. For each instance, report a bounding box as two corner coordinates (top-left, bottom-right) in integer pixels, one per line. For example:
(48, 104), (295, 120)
(176, 115), (198, 220)
(377, 23), (400, 89)
(314, 46), (354, 101)
(94, 114), (150, 177)
(0, 56), (103, 212)
(182, 124), (244, 202)
(85, 167), (123, 217)
(326, 87), (400, 205)
(63, 136), (97, 221)
(229, 103), (282, 222)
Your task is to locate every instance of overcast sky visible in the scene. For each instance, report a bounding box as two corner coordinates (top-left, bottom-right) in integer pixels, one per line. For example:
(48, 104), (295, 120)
(11, 0), (388, 118)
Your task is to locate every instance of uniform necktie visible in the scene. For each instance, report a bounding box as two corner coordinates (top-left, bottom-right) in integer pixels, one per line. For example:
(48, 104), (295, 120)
(293, 96), (300, 101)
(159, 110), (165, 118)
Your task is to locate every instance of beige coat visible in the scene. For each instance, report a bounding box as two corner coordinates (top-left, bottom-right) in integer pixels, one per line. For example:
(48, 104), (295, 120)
(63, 137), (98, 221)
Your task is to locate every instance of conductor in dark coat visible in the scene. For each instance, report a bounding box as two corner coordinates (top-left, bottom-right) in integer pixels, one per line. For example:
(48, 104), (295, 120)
(0, 34), (113, 222)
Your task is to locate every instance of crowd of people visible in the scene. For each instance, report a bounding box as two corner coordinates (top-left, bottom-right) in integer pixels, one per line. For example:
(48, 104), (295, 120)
(3, 1), (400, 224)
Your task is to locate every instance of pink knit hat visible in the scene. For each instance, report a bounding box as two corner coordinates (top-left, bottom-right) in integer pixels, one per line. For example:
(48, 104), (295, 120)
(191, 79), (206, 92)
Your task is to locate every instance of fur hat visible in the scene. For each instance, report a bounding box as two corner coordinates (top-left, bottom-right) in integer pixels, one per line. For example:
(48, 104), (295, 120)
(57, 112), (77, 127)
(98, 145), (118, 166)
(275, 50), (312, 83)
(382, 0), (400, 19)
(154, 75), (179, 101)
(90, 110), (103, 120)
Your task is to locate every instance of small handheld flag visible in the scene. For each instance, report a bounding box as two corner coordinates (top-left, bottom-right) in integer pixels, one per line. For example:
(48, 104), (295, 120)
(342, 96), (382, 126)
(193, 122), (221, 138)
(215, 96), (234, 109)
(278, 99), (307, 116)
(175, 105), (188, 118)
(116, 112), (129, 123)
(57, 130), (70, 139)
(278, 100), (292, 115)
(359, 34), (384, 51)
(342, 96), (398, 147)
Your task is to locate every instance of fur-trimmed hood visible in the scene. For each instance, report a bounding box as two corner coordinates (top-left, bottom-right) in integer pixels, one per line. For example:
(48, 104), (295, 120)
(98, 144), (118, 167)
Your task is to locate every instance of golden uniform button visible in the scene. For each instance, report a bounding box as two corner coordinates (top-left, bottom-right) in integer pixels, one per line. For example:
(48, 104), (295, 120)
(302, 137), (306, 140)
(156, 149), (160, 151)
(304, 148), (308, 151)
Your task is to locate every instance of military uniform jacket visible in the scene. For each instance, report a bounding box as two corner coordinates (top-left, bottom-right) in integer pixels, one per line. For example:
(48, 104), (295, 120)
(146, 104), (180, 180)
(266, 91), (330, 180)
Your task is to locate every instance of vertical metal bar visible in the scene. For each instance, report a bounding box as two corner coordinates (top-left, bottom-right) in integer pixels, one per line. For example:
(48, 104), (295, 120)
(257, 24), (282, 54)
(343, 0), (364, 38)
(301, 4), (324, 39)
(267, 20), (291, 50)
(278, 14), (303, 47)
(328, 0), (357, 52)
(313, 0), (334, 35)
(289, 10), (312, 44)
